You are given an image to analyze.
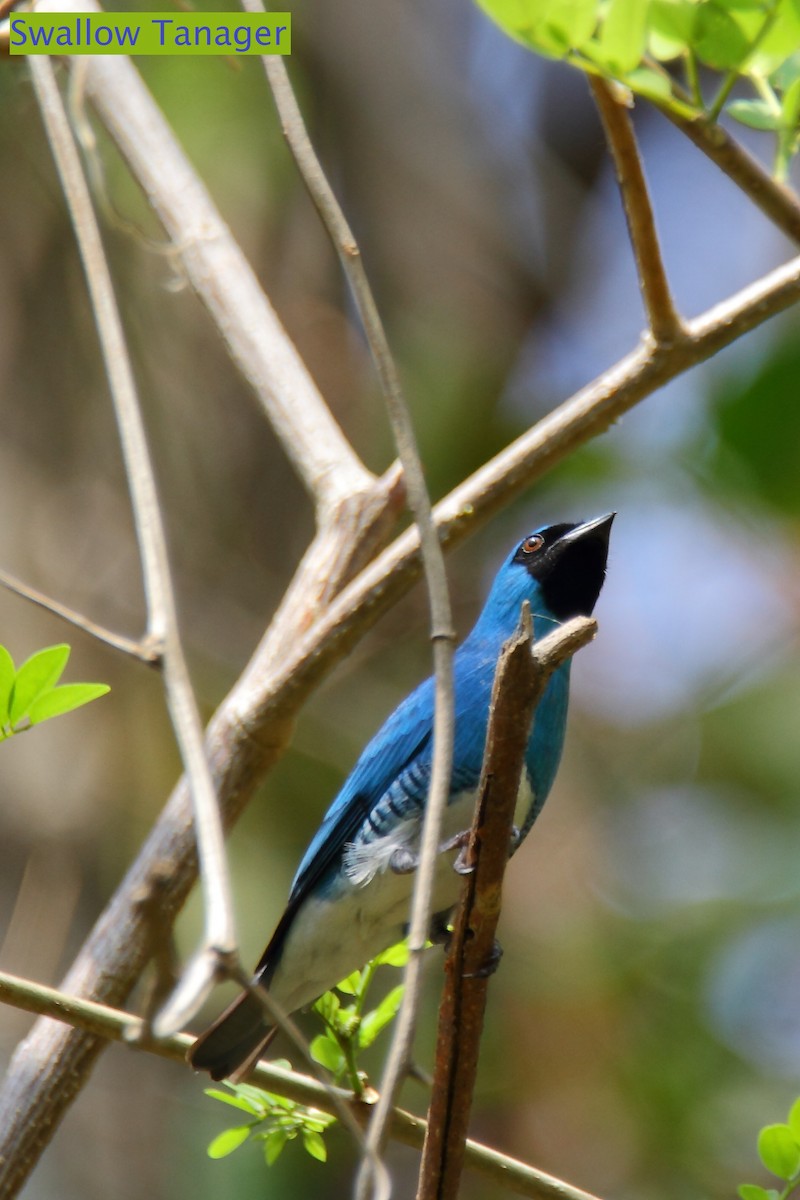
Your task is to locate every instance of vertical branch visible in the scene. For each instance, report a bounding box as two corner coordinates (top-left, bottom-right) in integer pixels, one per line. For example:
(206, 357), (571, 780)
(241, 36), (459, 1196)
(589, 77), (685, 345)
(27, 57), (238, 1013)
(417, 616), (597, 1200)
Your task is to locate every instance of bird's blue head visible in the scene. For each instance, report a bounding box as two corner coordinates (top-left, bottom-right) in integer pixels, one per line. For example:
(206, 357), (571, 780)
(476, 513), (615, 636)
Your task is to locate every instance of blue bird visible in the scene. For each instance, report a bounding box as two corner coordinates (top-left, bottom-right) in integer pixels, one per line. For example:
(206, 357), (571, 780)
(189, 514), (614, 1081)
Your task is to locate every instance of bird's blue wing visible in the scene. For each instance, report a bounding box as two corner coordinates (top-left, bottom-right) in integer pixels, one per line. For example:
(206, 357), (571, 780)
(288, 673), (437, 903)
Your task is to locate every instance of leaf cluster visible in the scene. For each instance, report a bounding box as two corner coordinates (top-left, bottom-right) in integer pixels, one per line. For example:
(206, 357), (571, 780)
(204, 940), (410, 1167)
(0, 643), (109, 741)
(205, 1071), (334, 1166)
(740, 1097), (800, 1200)
(475, 0), (800, 177)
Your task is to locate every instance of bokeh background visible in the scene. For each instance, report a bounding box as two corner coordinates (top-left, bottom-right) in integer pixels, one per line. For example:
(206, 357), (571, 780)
(1, 2), (800, 1197)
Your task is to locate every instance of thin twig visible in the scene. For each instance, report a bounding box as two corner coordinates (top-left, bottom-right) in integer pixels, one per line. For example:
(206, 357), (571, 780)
(28, 56), (239, 1021)
(658, 105), (800, 245)
(589, 77), (684, 344)
(0, 567), (159, 664)
(0, 968), (602, 1200)
(246, 43), (458, 1198)
(417, 616), (597, 1200)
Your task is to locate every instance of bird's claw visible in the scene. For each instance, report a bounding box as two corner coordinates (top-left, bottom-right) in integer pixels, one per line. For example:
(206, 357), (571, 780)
(388, 830), (475, 876)
(463, 939), (503, 979)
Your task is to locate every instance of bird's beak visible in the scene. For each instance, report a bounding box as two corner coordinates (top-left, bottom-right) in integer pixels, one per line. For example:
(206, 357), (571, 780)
(559, 512), (616, 547)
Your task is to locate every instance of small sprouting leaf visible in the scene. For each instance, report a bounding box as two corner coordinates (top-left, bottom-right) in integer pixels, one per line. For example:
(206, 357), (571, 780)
(374, 941), (410, 968)
(738, 1185), (781, 1200)
(27, 683), (110, 727)
(207, 1125), (252, 1159)
(359, 985), (405, 1049)
(0, 646), (15, 726)
(302, 1129), (328, 1162)
(313, 991), (341, 1025)
(727, 97), (783, 129)
(263, 1127), (289, 1165)
(204, 1087), (262, 1115)
(758, 1123), (800, 1179)
(336, 970), (362, 996)
(624, 65), (675, 100)
(232, 1081), (280, 1112)
(9, 644), (70, 725)
(310, 1033), (346, 1074)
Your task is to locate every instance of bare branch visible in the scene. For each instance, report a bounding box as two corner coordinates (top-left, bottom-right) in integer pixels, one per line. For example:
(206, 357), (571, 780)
(0, 969), (602, 1200)
(589, 78), (684, 344)
(417, 616), (597, 1200)
(0, 566), (158, 664)
(658, 106), (800, 245)
(28, 56), (238, 1010)
(243, 43), (458, 1194)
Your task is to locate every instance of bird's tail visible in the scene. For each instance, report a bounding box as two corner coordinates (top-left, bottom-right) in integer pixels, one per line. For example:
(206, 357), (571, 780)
(187, 990), (277, 1083)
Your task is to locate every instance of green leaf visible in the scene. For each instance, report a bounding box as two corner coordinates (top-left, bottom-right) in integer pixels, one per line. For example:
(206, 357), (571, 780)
(598, 0), (649, 72)
(231, 1082), (278, 1112)
(374, 941), (410, 968)
(335, 970), (362, 996)
(473, 0), (595, 57)
(692, 1), (752, 68)
(359, 985), (406, 1049)
(263, 1127), (289, 1165)
(302, 1129), (328, 1162)
(748, 0), (800, 73)
(0, 646), (15, 726)
(738, 1186), (781, 1200)
(758, 1123), (800, 1179)
(648, 0), (697, 59)
(9, 644), (70, 725)
(27, 683), (110, 727)
(310, 1033), (346, 1074)
(204, 1087), (261, 1115)
(544, 0), (599, 48)
(788, 1096), (800, 1140)
(207, 1125), (252, 1159)
(727, 97), (783, 128)
(781, 73), (800, 125)
(624, 65), (675, 99)
(313, 991), (340, 1025)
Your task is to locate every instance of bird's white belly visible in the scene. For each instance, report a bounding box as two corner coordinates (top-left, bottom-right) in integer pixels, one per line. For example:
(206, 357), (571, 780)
(269, 778), (533, 1015)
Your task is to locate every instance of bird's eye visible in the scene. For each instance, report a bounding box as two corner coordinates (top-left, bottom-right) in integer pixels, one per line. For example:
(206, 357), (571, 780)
(521, 534), (545, 554)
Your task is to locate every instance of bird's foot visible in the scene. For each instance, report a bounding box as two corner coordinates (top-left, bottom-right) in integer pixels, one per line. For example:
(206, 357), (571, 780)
(463, 938), (504, 979)
(388, 830), (474, 876)
(439, 829), (474, 875)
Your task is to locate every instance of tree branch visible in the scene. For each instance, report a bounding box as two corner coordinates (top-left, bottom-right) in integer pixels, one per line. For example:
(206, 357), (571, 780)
(0, 969), (602, 1200)
(248, 39), (463, 1198)
(246, 49), (459, 1195)
(589, 78), (684, 343)
(28, 55), (239, 1011)
(657, 106), (800, 245)
(0, 566), (158, 664)
(417, 615), (597, 1200)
